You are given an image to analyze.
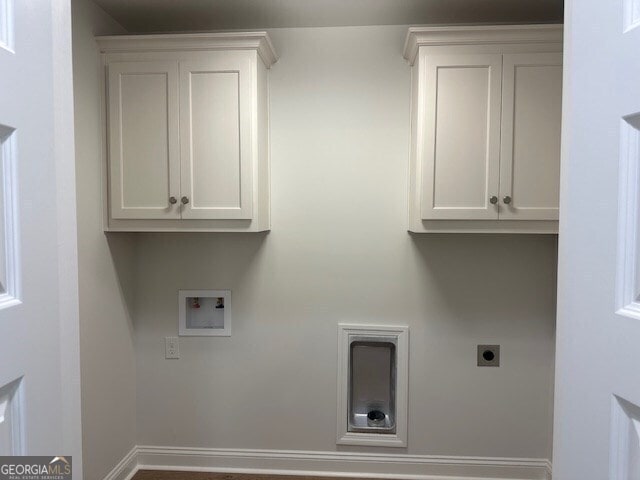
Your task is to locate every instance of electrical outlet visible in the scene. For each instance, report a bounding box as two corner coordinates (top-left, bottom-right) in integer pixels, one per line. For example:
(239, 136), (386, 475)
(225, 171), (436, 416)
(477, 345), (500, 367)
(165, 337), (180, 359)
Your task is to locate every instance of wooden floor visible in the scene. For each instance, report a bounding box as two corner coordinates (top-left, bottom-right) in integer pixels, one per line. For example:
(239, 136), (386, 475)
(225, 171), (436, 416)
(132, 472), (380, 480)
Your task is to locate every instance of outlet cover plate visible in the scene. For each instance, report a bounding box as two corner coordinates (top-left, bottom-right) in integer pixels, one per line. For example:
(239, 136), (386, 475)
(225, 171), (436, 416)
(165, 336), (180, 359)
(477, 345), (500, 367)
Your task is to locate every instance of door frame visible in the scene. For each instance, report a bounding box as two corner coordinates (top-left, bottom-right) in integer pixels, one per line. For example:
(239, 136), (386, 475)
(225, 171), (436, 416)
(51, 0), (83, 475)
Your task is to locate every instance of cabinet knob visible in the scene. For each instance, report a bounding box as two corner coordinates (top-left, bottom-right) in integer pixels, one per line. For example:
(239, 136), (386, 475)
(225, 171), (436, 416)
(503, 196), (512, 205)
(489, 195), (498, 205)
(169, 196), (177, 205)
(181, 196), (190, 205)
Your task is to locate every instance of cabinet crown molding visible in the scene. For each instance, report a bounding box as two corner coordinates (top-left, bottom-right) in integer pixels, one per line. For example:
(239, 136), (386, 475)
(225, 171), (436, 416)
(403, 24), (563, 65)
(96, 31), (279, 68)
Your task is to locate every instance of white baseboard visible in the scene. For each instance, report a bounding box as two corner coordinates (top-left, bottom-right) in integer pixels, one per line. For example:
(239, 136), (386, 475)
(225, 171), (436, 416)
(103, 445), (552, 480)
(102, 446), (138, 480)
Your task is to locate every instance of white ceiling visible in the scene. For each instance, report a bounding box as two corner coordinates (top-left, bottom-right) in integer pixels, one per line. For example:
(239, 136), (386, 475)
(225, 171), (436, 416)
(93, 0), (563, 33)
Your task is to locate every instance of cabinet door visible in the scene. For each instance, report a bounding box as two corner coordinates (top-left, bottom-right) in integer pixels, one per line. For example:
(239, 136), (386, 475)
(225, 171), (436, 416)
(179, 55), (253, 220)
(499, 53), (562, 220)
(421, 54), (503, 220)
(108, 61), (180, 219)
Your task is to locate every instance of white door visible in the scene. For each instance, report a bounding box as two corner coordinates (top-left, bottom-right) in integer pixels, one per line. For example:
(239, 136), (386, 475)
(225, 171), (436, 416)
(499, 53), (562, 221)
(179, 55), (254, 220)
(108, 60), (181, 219)
(421, 54), (502, 220)
(0, 0), (81, 472)
(553, 1), (640, 478)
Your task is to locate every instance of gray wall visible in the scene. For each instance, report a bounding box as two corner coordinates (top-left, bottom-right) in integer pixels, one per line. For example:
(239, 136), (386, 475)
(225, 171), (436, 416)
(71, 1), (136, 478)
(133, 26), (557, 459)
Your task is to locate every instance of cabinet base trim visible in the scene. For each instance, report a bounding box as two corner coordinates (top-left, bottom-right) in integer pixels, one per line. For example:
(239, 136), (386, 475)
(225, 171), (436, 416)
(408, 220), (558, 234)
(105, 219), (270, 233)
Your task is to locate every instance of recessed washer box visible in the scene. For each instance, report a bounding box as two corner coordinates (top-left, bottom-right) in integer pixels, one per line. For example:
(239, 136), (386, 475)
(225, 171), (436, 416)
(178, 289), (231, 336)
(337, 324), (408, 447)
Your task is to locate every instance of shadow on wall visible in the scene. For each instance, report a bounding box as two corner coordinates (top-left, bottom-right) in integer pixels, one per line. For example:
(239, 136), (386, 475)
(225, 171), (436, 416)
(134, 231), (268, 275)
(409, 233), (558, 336)
(130, 232), (270, 318)
(106, 232), (138, 336)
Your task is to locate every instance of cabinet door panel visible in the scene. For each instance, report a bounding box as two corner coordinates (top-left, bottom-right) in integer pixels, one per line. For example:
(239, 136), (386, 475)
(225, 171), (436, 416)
(499, 53), (562, 220)
(179, 56), (253, 220)
(108, 61), (180, 219)
(421, 54), (502, 220)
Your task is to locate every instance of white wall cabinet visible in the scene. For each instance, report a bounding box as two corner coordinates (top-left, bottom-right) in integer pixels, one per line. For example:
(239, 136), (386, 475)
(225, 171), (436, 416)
(98, 33), (278, 232)
(404, 26), (563, 233)
(499, 52), (562, 222)
(107, 60), (180, 221)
